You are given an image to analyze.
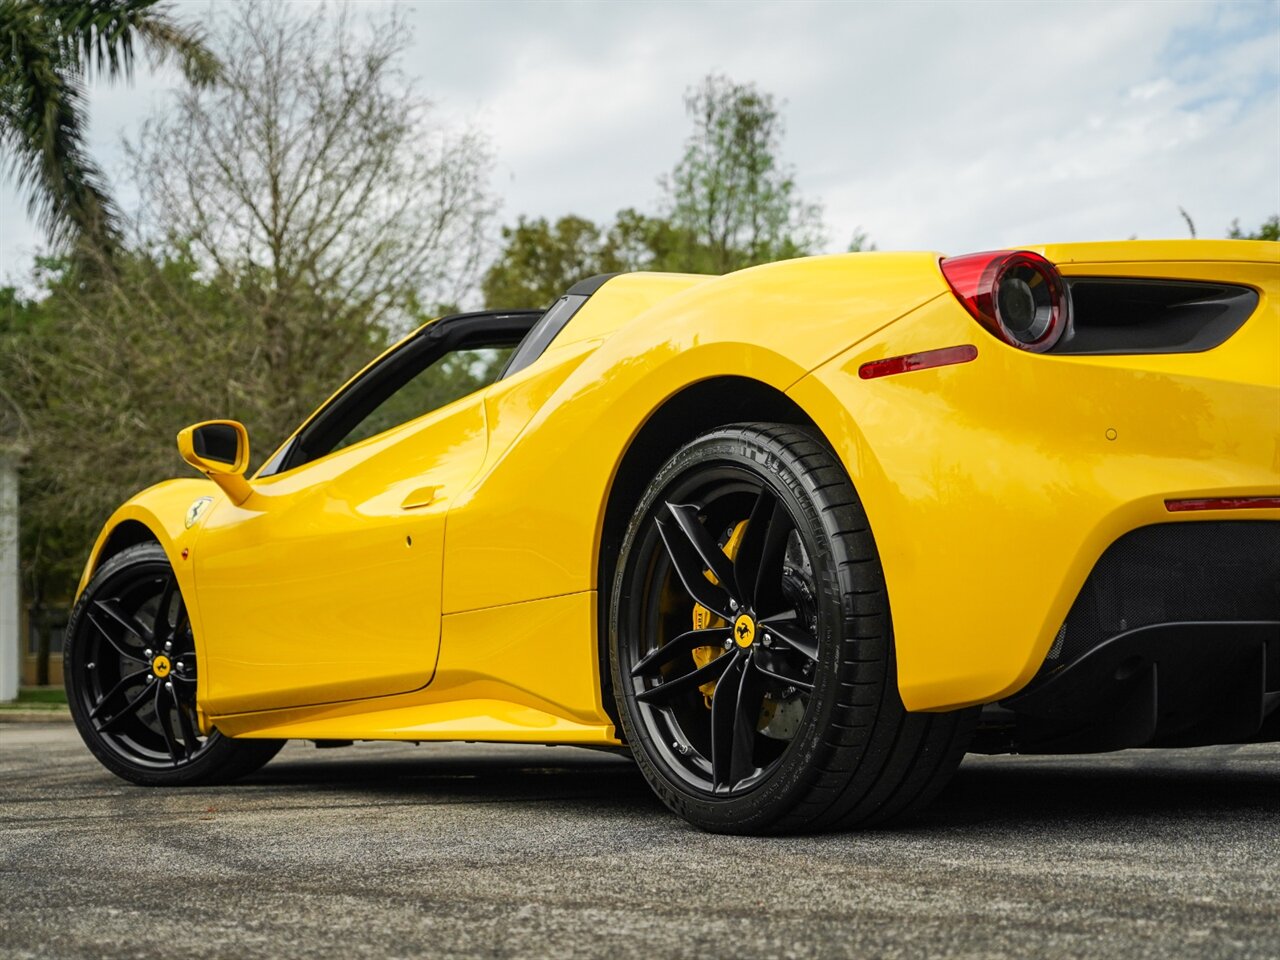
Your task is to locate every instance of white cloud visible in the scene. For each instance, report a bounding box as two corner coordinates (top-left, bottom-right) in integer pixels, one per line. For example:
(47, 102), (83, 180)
(2, 0), (1277, 283)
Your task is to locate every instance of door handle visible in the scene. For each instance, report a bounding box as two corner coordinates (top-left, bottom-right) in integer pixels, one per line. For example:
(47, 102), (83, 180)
(400, 485), (441, 509)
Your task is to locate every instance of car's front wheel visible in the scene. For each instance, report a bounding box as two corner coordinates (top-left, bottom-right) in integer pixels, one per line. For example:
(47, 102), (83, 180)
(65, 542), (283, 786)
(609, 422), (975, 834)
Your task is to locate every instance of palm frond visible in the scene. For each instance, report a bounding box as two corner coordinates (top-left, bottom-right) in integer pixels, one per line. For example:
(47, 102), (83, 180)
(0, 0), (122, 250)
(0, 0), (220, 252)
(42, 0), (220, 85)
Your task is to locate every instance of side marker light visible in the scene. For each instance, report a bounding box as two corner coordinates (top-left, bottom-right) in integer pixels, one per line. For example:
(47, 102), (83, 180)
(858, 344), (978, 380)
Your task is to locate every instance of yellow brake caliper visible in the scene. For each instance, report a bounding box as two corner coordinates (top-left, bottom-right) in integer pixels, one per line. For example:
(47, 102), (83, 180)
(690, 520), (749, 708)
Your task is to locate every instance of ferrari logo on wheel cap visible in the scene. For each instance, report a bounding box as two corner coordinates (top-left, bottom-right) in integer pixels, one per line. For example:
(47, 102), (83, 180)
(152, 655), (172, 678)
(733, 614), (756, 648)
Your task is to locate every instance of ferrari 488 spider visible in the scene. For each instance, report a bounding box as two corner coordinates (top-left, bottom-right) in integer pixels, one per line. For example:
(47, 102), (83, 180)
(66, 240), (1280, 833)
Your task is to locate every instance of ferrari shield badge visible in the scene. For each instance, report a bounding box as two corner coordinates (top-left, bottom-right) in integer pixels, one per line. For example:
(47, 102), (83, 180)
(184, 496), (214, 529)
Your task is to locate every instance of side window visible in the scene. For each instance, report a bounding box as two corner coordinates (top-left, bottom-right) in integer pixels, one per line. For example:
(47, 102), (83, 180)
(270, 312), (541, 475)
(331, 345), (513, 453)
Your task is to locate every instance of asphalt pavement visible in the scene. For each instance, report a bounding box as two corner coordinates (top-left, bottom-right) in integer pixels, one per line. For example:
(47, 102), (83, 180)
(1, 722), (1276, 959)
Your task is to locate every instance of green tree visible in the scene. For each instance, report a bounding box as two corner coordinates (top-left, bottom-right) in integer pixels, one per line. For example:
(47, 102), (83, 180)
(482, 215), (622, 309)
(847, 228), (876, 252)
(481, 208), (688, 308)
(0, 0), (218, 252)
(607, 207), (687, 272)
(1227, 215), (1280, 241)
(660, 74), (824, 273)
(482, 77), (831, 302)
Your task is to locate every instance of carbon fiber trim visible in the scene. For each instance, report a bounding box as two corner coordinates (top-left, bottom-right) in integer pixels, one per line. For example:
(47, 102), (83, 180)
(1043, 521), (1280, 673)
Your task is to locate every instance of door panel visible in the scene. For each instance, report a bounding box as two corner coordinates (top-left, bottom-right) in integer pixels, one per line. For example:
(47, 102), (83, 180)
(195, 397), (489, 714)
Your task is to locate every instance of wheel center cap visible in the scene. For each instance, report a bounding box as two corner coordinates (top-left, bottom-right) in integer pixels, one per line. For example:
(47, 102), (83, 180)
(152, 654), (172, 678)
(733, 614), (756, 648)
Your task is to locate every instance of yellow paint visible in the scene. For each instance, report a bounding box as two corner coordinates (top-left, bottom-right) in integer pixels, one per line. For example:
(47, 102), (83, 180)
(791, 252), (1279, 709)
(176, 420), (253, 504)
(72, 239), (1278, 745)
(151, 655), (172, 678)
(194, 393), (491, 714)
(443, 251), (947, 613)
(733, 614), (756, 648)
(77, 478), (214, 689)
(210, 591), (614, 742)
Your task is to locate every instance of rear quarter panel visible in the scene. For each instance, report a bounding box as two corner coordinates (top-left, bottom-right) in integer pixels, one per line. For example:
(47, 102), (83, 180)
(792, 244), (1280, 710)
(442, 252), (949, 614)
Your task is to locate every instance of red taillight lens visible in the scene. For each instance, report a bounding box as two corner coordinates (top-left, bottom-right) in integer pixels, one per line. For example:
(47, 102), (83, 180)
(940, 250), (1069, 353)
(1165, 497), (1280, 512)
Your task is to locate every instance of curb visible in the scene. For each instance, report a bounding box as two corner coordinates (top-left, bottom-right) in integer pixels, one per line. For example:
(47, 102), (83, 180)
(0, 708), (72, 724)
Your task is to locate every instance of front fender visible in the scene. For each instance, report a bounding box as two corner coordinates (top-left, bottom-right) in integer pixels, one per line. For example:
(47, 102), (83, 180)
(76, 477), (223, 610)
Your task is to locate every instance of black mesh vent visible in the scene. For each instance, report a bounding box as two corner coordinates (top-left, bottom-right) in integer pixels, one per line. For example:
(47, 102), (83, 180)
(1045, 522), (1280, 670)
(1054, 278), (1258, 355)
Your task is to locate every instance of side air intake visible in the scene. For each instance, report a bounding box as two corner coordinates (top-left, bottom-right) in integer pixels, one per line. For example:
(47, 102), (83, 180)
(1053, 278), (1257, 355)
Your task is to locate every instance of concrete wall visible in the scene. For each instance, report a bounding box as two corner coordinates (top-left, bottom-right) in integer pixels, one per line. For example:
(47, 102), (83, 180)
(0, 451), (19, 701)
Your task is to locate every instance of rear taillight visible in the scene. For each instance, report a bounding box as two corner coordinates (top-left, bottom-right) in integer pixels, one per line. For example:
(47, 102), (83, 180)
(940, 250), (1070, 353)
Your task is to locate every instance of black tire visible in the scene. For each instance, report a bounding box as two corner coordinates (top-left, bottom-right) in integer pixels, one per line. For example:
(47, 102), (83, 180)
(65, 542), (284, 786)
(609, 423), (976, 834)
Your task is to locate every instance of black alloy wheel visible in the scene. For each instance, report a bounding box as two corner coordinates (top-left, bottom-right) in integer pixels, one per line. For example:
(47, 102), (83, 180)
(629, 473), (819, 795)
(73, 553), (204, 766)
(65, 543), (283, 786)
(610, 423), (976, 834)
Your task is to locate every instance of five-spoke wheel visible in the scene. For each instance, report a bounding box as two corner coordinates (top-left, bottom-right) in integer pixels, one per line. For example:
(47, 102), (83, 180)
(65, 542), (283, 786)
(610, 423), (975, 834)
(629, 487), (820, 794)
(74, 556), (206, 767)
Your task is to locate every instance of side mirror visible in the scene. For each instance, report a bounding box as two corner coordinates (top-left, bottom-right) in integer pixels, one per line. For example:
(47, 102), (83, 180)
(177, 420), (253, 505)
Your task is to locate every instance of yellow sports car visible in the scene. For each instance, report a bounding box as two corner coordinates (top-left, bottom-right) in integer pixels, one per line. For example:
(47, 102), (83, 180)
(65, 240), (1280, 833)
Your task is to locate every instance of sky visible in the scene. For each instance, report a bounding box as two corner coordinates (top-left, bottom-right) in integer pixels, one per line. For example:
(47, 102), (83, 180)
(2, 0), (1278, 287)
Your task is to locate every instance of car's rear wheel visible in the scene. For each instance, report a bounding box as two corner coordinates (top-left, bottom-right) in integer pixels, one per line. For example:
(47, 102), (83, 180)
(609, 423), (976, 834)
(65, 542), (283, 786)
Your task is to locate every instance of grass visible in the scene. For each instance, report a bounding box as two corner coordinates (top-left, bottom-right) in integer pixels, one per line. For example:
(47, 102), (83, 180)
(18, 686), (66, 704)
(0, 686), (69, 710)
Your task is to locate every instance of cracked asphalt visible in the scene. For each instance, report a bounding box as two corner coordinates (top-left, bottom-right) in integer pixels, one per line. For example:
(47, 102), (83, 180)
(0, 723), (1276, 959)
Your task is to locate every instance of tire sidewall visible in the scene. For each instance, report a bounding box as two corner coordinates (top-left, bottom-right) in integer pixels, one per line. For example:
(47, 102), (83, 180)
(64, 542), (258, 786)
(609, 425), (863, 833)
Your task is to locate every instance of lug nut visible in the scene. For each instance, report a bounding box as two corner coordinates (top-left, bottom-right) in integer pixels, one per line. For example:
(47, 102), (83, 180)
(143, 649), (153, 659)
(175, 661), (184, 671)
(147, 674), (154, 682)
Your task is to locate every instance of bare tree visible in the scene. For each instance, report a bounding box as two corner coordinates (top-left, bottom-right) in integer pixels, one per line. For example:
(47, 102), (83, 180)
(3, 1), (496, 648)
(127, 0), (494, 429)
